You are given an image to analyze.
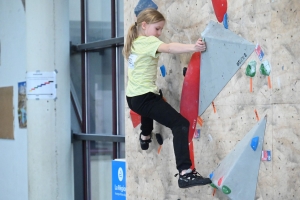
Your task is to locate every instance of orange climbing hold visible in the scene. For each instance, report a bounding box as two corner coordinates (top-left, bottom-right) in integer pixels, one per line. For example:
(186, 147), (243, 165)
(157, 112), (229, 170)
(213, 188), (217, 196)
(254, 109), (260, 121)
(268, 76), (272, 89)
(157, 145), (162, 154)
(197, 116), (204, 127)
(250, 77), (253, 92)
(212, 101), (217, 113)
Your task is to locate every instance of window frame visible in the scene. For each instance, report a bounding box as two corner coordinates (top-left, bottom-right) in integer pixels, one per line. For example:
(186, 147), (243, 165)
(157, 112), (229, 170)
(70, 0), (124, 199)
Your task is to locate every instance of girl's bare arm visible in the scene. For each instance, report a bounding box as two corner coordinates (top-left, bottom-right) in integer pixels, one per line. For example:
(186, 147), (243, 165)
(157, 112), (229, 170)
(157, 38), (206, 54)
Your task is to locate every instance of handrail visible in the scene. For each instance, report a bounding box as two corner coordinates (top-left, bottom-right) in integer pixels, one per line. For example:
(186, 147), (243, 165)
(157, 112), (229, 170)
(71, 37), (124, 53)
(72, 132), (125, 142)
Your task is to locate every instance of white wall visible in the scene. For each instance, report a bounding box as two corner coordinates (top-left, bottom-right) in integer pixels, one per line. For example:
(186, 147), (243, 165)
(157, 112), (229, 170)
(0, 1), (28, 200)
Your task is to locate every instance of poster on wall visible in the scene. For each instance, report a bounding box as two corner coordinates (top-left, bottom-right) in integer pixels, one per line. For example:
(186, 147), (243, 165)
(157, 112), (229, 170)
(18, 81), (27, 128)
(112, 159), (126, 200)
(26, 71), (57, 100)
(0, 86), (14, 139)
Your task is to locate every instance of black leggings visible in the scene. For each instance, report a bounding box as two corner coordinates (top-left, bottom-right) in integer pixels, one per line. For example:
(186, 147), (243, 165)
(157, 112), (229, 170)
(127, 92), (191, 172)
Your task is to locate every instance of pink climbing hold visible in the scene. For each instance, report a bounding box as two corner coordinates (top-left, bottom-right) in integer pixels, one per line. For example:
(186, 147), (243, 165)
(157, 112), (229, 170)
(218, 176), (224, 186)
(211, 0), (228, 23)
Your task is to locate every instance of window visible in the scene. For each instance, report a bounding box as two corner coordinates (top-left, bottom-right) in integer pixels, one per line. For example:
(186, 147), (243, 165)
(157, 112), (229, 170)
(70, 0), (124, 199)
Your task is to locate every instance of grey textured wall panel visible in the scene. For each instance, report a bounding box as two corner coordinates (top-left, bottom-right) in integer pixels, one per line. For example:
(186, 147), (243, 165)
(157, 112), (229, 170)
(210, 116), (267, 200)
(199, 21), (255, 116)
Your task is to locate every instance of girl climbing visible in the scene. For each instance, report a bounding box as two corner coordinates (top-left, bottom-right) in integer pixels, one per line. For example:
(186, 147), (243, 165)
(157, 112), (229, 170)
(123, 8), (211, 188)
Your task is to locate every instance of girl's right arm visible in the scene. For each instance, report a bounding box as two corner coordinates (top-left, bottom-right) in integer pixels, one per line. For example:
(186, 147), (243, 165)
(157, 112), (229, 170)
(157, 38), (206, 54)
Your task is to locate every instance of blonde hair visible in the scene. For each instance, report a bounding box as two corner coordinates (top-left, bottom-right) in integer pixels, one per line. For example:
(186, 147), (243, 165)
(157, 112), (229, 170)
(123, 8), (165, 59)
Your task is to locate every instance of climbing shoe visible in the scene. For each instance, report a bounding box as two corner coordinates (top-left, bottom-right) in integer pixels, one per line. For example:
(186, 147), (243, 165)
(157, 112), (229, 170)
(139, 133), (152, 150)
(175, 168), (212, 188)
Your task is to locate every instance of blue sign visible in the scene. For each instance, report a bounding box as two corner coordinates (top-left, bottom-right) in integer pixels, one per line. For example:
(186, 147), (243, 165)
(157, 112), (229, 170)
(112, 159), (126, 200)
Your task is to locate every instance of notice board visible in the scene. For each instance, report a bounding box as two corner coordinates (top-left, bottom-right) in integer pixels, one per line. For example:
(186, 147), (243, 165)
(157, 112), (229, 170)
(0, 86), (14, 139)
(112, 159), (126, 199)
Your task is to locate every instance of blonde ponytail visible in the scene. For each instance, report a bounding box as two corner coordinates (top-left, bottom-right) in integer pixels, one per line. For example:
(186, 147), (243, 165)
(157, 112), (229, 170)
(123, 24), (138, 60)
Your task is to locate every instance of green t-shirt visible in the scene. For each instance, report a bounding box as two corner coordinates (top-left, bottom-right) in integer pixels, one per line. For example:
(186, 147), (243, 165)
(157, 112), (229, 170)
(126, 36), (164, 97)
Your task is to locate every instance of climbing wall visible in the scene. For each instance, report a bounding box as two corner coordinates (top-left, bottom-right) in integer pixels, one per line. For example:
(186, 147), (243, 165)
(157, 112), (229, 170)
(124, 0), (300, 199)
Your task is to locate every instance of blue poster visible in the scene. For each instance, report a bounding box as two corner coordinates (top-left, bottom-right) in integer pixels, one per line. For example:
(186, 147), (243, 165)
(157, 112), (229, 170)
(112, 159), (126, 200)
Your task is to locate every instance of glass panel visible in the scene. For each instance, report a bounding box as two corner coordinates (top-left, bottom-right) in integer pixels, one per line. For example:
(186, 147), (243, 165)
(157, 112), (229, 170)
(70, 53), (82, 107)
(87, 0), (112, 42)
(89, 141), (113, 200)
(71, 102), (81, 133)
(116, 0), (124, 37)
(69, 0), (82, 131)
(87, 49), (113, 134)
(69, 0), (81, 45)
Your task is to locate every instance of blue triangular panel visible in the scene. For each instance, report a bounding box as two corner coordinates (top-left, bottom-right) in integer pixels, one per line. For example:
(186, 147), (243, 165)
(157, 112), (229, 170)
(134, 0), (158, 16)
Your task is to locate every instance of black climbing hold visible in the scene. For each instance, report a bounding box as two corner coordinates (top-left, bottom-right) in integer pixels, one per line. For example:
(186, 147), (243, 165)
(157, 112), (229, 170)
(183, 67), (187, 77)
(155, 133), (163, 145)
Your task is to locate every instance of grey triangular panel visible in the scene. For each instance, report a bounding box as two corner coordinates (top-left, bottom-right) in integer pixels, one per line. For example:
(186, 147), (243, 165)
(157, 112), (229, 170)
(210, 116), (267, 200)
(199, 21), (255, 115)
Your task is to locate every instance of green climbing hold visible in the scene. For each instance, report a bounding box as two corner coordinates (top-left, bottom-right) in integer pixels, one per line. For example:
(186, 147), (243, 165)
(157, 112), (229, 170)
(222, 185), (231, 194)
(245, 60), (257, 77)
(210, 183), (218, 189)
(260, 60), (271, 76)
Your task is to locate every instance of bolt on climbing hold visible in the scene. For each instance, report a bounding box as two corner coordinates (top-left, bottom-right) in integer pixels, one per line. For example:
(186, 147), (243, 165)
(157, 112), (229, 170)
(223, 13), (228, 29)
(260, 60), (271, 76)
(222, 185), (231, 194)
(218, 176), (224, 186)
(251, 136), (259, 151)
(160, 65), (166, 77)
(209, 172), (214, 179)
(210, 183), (218, 189)
(260, 60), (272, 88)
(155, 133), (163, 145)
(183, 67), (187, 77)
(245, 60), (257, 77)
(246, 61), (256, 92)
(134, 0), (158, 16)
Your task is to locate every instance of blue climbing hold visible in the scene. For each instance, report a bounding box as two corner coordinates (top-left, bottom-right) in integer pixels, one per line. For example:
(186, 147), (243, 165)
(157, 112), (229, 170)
(160, 65), (166, 77)
(134, 0), (158, 16)
(223, 13), (228, 29)
(251, 136), (259, 151)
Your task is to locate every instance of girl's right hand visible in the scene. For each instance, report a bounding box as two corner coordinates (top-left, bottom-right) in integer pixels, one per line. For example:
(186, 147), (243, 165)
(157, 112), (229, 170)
(195, 38), (206, 52)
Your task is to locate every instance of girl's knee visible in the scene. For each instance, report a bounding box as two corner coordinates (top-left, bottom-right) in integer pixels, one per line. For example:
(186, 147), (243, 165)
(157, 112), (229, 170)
(178, 116), (189, 128)
(171, 117), (190, 133)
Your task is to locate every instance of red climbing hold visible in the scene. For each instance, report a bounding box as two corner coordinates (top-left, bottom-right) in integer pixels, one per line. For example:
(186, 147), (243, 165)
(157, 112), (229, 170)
(130, 110), (141, 128)
(189, 141), (195, 169)
(211, 0), (227, 23)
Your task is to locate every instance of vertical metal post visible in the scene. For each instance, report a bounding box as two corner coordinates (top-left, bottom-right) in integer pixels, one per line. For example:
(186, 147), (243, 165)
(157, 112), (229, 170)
(111, 0), (118, 160)
(80, 0), (89, 199)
